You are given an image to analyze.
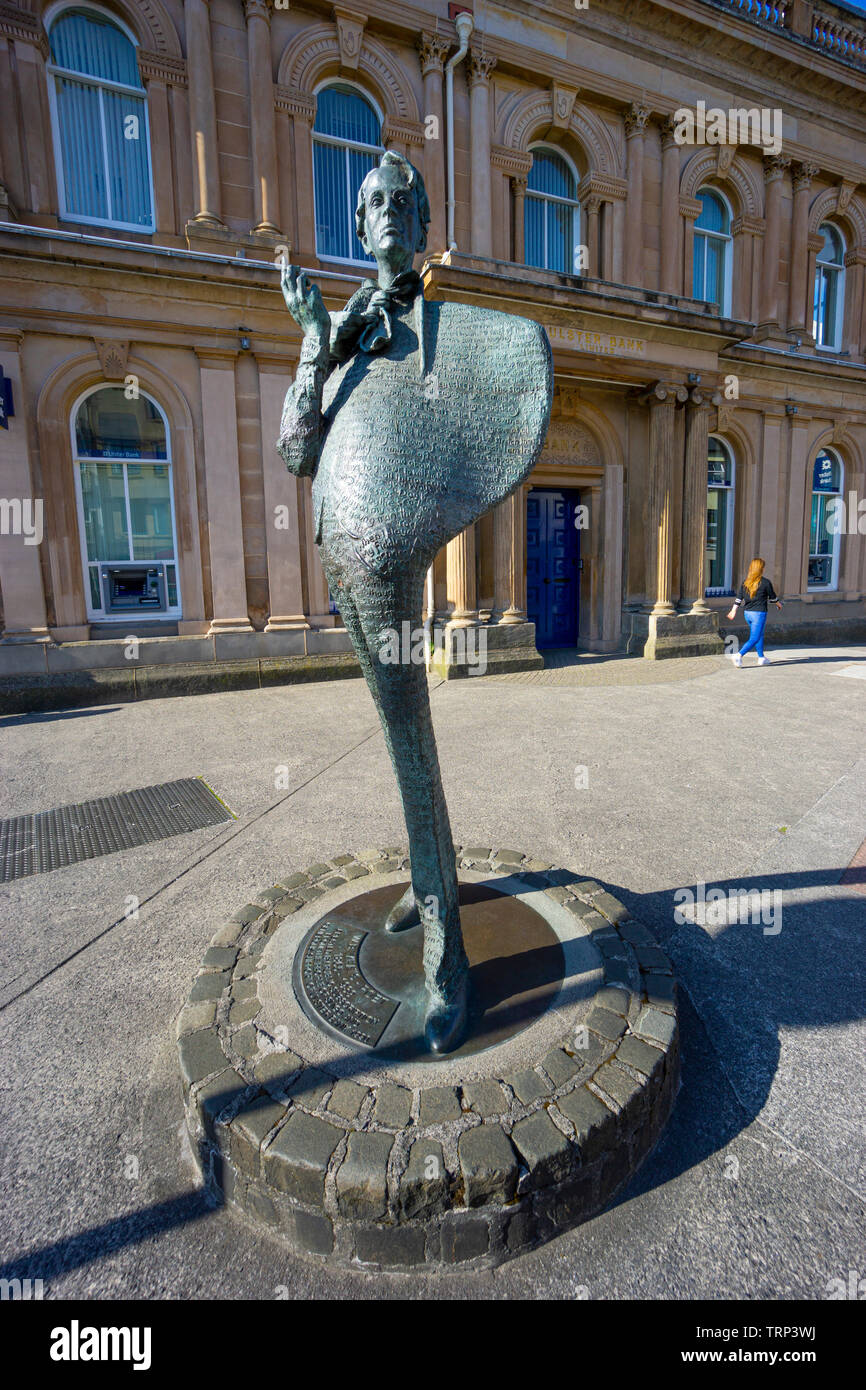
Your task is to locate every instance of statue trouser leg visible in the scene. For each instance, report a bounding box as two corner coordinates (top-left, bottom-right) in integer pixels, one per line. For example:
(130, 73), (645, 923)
(323, 554), (470, 1050)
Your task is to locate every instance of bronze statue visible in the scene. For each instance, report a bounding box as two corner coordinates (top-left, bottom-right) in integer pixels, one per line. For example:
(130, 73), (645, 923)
(279, 151), (552, 1052)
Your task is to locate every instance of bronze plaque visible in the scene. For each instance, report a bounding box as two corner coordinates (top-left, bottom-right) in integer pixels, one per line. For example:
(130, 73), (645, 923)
(297, 919), (399, 1048)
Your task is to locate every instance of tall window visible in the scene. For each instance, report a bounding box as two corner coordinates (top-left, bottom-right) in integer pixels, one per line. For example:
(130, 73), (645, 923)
(525, 147), (581, 274)
(47, 5), (153, 231)
(706, 436), (735, 594)
(693, 189), (732, 315)
(808, 449), (843, 590)
(72, 387), (181, 620)
(313, 84), (383, 263)
(813, 224), (845, 350)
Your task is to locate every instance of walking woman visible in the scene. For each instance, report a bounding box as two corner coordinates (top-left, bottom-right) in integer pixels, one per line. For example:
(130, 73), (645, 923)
(727, 557), (783, 666)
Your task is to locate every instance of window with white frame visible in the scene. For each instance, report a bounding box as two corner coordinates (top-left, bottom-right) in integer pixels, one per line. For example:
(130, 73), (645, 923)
(813, 224), (845, 350)
(705, 435), (735, 594)
(525, 146), (582, 274)
(313, 84), (383, 263)
(693, 188), (732, 316)
(72, 386), (181, 620)
(47, 4), (154, 231)
(808, 449), (843, 590)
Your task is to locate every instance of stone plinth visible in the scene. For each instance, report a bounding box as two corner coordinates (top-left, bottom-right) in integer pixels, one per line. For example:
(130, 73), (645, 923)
(178, 849), (680, 1270)
(625, 610), (725, 660)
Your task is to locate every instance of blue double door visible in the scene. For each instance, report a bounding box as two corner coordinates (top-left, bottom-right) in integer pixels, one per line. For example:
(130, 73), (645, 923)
(526, 487), (581, 648)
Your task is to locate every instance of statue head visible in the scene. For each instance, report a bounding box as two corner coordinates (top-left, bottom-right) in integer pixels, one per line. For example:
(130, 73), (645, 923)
(356, 151), (430, 276)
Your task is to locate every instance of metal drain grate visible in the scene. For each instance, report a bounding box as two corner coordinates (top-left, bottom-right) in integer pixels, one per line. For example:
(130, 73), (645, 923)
(0, 778), (234, 883)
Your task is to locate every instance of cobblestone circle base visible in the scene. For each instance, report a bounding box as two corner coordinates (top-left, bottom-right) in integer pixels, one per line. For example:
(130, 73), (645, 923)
(177, 848), (680, 1271)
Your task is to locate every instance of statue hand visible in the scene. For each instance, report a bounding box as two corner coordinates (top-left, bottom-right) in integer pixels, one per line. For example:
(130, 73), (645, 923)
(281, 264), (330, 343)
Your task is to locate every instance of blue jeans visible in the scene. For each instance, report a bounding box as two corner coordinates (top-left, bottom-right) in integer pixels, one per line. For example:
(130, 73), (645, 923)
(739, 609), (767, 659)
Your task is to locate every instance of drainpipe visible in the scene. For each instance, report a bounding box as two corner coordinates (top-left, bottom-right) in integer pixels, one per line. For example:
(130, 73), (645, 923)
(445, 10), (474, 251)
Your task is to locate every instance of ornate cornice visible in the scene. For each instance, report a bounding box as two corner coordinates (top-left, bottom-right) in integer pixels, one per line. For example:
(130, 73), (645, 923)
(275, 86), (317, 123)
(490, 145), (533, 177)
(382, 115), (426, 148)
(417, 30), (449, 77)
(0, 2), (48, 58)
(578, 173), (628, 203)
(138, 50), (188, 87)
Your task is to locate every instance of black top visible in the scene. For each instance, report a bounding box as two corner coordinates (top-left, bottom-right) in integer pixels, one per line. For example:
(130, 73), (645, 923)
(733, 577), (779, 613)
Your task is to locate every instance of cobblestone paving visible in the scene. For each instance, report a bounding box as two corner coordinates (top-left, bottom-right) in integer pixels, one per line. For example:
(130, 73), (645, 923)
(483, 650), (727, 686)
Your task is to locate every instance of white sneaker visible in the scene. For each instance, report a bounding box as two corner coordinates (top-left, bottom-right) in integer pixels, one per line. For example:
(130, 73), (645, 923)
(757, 656), (770, 666)
(731, 653), (742, 667)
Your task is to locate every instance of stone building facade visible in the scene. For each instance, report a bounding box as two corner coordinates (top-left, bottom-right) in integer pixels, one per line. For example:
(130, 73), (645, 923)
(1, 0), (865, 700)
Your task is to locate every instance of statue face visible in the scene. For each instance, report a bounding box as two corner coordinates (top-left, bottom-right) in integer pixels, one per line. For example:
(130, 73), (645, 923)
(361, 165), (421, 272)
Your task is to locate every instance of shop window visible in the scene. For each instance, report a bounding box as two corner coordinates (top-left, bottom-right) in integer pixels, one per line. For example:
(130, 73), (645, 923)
(808, 449), (843, 590)
(525, 146), (582, 274)
(693, 188), (732, 316)
(813, 224), (845, 350)
(313, 84), (383, 263)
(72, 386), (181, 620)
(705, 436), (735, 595)
(47, 4), (154, 231)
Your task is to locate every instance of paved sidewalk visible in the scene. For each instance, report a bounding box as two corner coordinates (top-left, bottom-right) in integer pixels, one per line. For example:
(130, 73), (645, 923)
(0, 645), (864, 1299)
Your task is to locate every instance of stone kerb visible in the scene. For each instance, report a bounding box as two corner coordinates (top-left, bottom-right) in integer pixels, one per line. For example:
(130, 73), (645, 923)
(177, 849), (680, 1270)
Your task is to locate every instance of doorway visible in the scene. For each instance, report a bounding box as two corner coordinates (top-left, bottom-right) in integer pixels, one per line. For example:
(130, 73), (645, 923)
(526, 487), (581, 648)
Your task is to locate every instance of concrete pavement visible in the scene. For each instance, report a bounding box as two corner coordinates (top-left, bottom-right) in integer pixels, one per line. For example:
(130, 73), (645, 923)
(1, 644), (864, 1298)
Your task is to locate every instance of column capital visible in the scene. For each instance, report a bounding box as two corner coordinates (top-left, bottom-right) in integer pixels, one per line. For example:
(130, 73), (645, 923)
(732, 214), (766, 238)
(792, 160), (819, 192)
(417, 29), (450, 76)
(244, 0), (270, 22)
(679, 195), (703, 222)
(687, 384), (722, 409)
(578, 172), (628, 204)
(624, 103), (650, 139)
(382, 115), (426, 149)
(638, 380), (688, 406)
(659, 115), (679, 149)
(468, 45), (497, 87)
(763, 154), (791, 182)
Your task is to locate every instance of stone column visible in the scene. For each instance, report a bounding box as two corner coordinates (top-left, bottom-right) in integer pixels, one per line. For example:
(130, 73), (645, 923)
(11, 20), (53, 216)
(681, 197), (702, 299)
(184, 0), (223, 226)
(585, 196), (601, 278)
(0, 331), (50, 642)
(245, 0), (280, 234)
(680, 388), (715, 614)
(446, 525), (477, 626)
(787, 162), (818, 336)
(138, 53), (180, 235)
(758, 155), (790, 332)
(845, 250), (866, 356)
(491, 492), (525, 623)
(659, 117), (681, 295)
(512, 176), (527, 263)
(624, 104), (649, 287)
(277, 89), (317, 264)
(641, 382), (687, 615)
(257, 357), (308, 629)
(468, 47), (496, 258)
(418, 32), (448, 254)
(196, 350), (252, 632)
(731, 216), (765, 321)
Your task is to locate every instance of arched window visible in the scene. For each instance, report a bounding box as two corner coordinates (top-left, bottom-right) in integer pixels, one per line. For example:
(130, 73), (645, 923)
(72, 386), (181, 619)
(46, 4), (153, 231)
(313, 84), (383, 263)
(693, 189), (732, 315)
(525, 146), (581, 274)
(808, 448), (843, 590)
(706, 436), (735, 594)
(813, 224), (845, 350)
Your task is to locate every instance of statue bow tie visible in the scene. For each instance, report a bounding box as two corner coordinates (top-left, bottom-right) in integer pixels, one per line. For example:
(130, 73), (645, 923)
(352, 270), (424, 354)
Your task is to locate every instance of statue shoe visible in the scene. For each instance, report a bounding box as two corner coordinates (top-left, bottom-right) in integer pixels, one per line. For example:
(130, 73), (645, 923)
(384, 884), (420, 933)
(424, 977), (470, 1054)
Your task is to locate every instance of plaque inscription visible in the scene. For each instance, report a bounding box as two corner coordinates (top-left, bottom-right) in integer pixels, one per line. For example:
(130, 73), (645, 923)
(298, 920), (398, 1047)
